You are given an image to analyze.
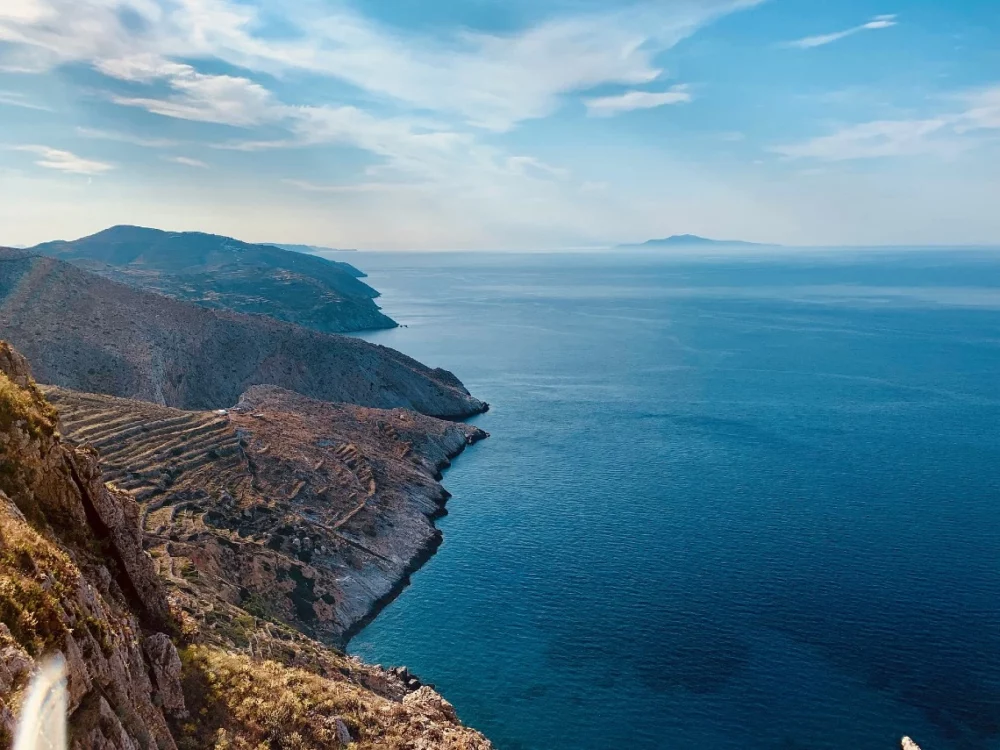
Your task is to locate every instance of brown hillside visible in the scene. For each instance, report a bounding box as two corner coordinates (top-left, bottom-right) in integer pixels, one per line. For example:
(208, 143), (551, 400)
(43, 383), (487, 647)
(1, 342), (491, 749)
(0, 249), (485, 418)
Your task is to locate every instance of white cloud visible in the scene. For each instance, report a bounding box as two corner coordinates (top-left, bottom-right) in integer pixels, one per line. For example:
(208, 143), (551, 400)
(585, 86), (692, 116)
(773, 119), (951, 160)
(166, 155), (209, 168)
(506, 156), (569, 178)
(281, 178), (421, 194)
(773, 84), (1000, 161)
(76, 126), (179, 148)
(1, 0), (761, 130)
(955, 85), (1000, 132)
(13, 145), (114, 174)
(101, 56), (278, 126)
(787, 14), (897, 49)
(0, 89), (51, 111)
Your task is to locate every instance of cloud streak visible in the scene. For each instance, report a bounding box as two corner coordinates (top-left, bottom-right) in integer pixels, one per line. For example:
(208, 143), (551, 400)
(0, 90), (51, 111)
(773, 85), (1000, 160)
(585, 86), (692, 116)
(13, 145), (114, 174)
(787, 14), (897, 49)
(166, 156), (209, 168)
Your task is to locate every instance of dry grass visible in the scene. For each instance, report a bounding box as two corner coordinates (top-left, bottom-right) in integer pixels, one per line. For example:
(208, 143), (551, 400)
(0, 507), (75, 656)
(0, 369), (57, 441)
(176, 646), (480, 750)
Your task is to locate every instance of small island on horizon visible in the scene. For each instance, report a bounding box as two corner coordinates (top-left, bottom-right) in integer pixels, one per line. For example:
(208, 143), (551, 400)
(617, 234), (772, 250)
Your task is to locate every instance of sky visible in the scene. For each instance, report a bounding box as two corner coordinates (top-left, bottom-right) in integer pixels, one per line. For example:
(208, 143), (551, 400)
(1, 0), (999, 249)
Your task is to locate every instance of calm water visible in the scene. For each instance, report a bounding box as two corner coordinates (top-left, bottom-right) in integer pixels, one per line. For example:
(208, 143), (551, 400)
(343, 250), (1000, 750)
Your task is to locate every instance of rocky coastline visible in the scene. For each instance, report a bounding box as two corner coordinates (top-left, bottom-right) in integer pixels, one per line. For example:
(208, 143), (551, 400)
(42, 382), (488, 651)
(1, 341), (493, 748)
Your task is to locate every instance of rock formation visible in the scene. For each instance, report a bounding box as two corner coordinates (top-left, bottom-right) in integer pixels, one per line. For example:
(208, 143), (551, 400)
(0, 341), (491, 748)
(0, 249), (485, 418)
(0, 341), (180, 748)
(29, 225), (396, 333)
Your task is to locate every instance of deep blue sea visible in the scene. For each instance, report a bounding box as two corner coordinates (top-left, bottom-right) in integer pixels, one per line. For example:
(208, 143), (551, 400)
(340, 250), (1000, 750)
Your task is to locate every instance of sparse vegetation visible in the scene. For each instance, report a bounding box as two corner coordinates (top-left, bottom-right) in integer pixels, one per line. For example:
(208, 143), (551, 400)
(0, 370), (57, 441)
(177, 646), (479, 750)
(0, 511), (74, 655)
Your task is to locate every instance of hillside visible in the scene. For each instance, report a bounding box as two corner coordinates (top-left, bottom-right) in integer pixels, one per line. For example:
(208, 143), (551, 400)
(0, 341), (491, 749)
(29, 226), (394, 333)
(43, 383), (487, 646)
(0, 249), (486, 417)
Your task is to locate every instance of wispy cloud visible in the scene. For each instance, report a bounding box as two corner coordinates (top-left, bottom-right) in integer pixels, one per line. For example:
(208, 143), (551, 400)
(585, 86), (692, 117)
(773, 84), (1000, 160)
(787, 14), (897, 49)
(2, 0), (761, 131)
(76, 126), (179, 149)
(0, 89), (51, 111)
(99, 56), (278, 127)
(165, 155), (209, 169)
(281, 178), (422, 194)
(773, 119), (952, 160)
(13, 145), (114, 174)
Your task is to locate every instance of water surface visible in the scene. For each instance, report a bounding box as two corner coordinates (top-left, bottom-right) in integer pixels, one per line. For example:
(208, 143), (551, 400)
(342, 250), (1000, 750)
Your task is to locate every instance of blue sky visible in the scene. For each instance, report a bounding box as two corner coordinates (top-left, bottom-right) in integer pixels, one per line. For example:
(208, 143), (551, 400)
(1, 0), (998, 249)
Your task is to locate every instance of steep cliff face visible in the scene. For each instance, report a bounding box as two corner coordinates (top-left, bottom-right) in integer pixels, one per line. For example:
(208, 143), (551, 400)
(0, 342), (491, 749)
(0, 341), (182, 749)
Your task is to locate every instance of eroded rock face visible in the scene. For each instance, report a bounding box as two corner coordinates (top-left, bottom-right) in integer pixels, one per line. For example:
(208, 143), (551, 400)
(143, 633), (185, 716)
(0, 341), (179, 749)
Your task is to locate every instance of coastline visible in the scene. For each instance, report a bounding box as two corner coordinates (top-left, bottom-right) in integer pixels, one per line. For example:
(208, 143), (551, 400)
(338, 426), (489, 648)
(45, 382), (490, 652)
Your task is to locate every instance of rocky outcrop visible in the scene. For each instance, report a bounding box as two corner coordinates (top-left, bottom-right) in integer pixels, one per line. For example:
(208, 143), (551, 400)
(0, 249), (486, 418)
(29, 225), (396, 333)
(0, 345), (179, 749)
(1, 341), (491, 748)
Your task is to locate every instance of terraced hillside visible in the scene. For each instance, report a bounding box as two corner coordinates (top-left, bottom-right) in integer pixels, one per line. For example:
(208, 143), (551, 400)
(44, 384), (487, 646)
(0, 248), (485, 417)
(30, 225), (395, 333)
(2, 341), (492, 750)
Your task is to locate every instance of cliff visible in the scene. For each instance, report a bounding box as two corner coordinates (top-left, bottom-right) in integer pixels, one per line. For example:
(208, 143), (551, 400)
(29, 225), (395, 334)
(0, 341), (492, 749)
(0, 341), (180, 748)
(0, 249), (485, 418)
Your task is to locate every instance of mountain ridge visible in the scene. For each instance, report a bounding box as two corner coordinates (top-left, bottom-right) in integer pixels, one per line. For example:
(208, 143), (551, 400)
(0, 248), (485, 418)
(28, 225), (394, 333)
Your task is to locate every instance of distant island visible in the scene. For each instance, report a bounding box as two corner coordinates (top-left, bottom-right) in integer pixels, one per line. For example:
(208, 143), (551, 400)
(269, 242), (359, 254)
(617, 234), (771, 249)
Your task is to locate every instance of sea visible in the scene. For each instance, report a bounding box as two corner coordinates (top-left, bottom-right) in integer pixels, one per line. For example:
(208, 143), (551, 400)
(335, 248), (1000, 750)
